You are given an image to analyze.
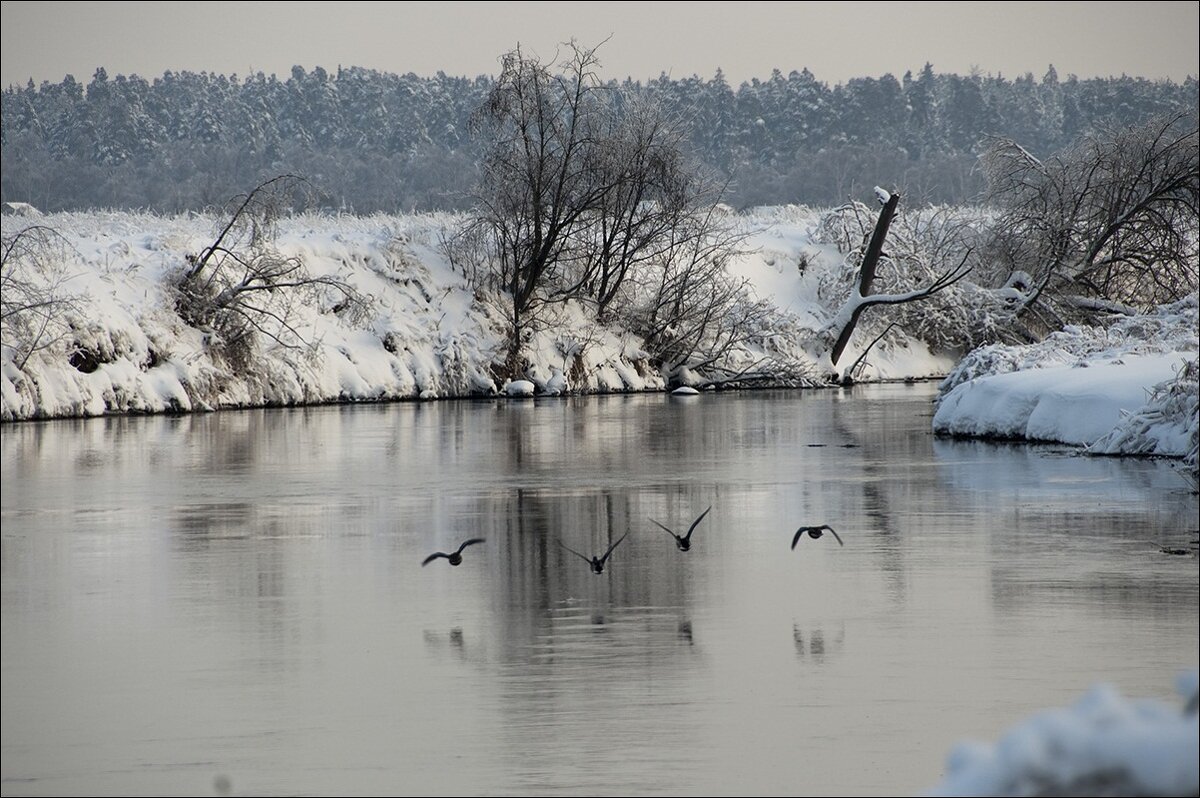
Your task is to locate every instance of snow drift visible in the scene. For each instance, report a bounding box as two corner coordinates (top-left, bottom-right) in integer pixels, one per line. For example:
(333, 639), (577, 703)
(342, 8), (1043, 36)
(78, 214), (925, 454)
(928, 671), (1199, 797)
(933, 298), (1199, 465)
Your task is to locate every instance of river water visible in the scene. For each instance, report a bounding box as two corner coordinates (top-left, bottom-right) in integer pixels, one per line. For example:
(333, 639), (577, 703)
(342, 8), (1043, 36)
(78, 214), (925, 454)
(2, 384), (1197, 796)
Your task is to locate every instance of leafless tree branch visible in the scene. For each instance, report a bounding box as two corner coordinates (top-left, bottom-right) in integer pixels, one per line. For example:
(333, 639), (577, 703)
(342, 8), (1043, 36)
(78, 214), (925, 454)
(982, 112), (1199, 327)
(1, 224), (83, 370)
(175, 175), (368, 370)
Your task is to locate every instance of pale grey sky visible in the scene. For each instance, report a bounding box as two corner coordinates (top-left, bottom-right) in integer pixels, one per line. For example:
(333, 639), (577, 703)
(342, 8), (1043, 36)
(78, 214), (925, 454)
(2, 1), (1197, 89)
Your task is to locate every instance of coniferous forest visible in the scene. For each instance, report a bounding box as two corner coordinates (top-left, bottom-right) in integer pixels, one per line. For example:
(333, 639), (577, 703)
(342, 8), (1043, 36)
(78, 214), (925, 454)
(2, 63), (1196, 213)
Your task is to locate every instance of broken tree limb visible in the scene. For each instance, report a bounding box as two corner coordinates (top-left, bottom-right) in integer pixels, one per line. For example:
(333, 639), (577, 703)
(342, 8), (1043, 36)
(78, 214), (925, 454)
(826, 191), (973, 369)
(829, 192), (900, 366)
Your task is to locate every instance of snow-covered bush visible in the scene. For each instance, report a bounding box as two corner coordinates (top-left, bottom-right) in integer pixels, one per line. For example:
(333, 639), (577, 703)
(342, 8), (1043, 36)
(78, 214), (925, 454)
(1089, 357), (1199, 474)
(0, 225), (83, 369)
(981, 113), (1199, 324)
(174, 176), (366, 371)
(811, 201), (1001, 363)
(813, 200), (875, 258)
(890, 281), (1014, 355)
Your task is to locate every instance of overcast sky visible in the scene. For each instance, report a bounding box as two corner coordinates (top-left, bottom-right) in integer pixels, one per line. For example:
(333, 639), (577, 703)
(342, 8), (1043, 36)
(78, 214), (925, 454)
(2, 1), (1197, 89)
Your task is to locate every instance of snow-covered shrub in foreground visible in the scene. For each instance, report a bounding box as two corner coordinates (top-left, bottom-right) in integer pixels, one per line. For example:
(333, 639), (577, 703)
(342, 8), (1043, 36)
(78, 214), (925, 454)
(928, 672), (1199, 797)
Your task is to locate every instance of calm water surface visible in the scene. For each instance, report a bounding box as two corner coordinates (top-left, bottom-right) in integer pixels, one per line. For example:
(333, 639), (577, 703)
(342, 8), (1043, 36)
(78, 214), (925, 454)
(2, 384), (1197, 796)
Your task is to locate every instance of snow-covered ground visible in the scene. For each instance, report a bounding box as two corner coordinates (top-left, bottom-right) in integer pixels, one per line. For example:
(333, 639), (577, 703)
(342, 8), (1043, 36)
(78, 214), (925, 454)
(1, 208), (954, 421)
(933, 299), (1199, 469)
(928, 671), (1199, 797)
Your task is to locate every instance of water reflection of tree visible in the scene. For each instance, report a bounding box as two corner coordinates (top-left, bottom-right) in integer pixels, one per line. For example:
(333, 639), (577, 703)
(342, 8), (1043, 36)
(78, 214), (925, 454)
(472, 484), (705, 792)
(479, 487), (695, 636)
(168, 498), (311, 677)
(793, 622), (846, 664)
(161, 408), (348, 681)
(461, 472), (706, 787)
(830, 388), (917, 604)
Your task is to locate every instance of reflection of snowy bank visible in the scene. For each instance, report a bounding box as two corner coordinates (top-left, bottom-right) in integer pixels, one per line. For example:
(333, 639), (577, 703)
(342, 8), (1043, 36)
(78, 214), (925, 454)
(932, 299), (1199, 470)
(931, 437), (1186, 505)
(928, 672), (1199, 797)
(930, 436), (1198, 621)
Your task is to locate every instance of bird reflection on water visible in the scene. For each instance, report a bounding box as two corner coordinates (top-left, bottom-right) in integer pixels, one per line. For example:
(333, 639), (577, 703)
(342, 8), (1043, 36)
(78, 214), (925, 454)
(793, 623), (846, 663)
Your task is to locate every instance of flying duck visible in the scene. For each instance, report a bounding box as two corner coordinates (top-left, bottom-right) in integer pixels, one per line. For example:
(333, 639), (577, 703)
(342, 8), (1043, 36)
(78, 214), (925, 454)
(422, 537), (486, 566)
(650, 505), (712, 552)
(560, 533), (629, 574)
(791, 525), (843, 549)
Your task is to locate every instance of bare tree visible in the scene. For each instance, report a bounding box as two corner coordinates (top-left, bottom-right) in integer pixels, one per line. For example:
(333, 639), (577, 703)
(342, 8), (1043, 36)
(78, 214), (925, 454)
(465, 42), (613, 373)
(617, 204), (802, 386)
(982, 112), (1199, 330)
(1, 224), (82, 370)
(568, 96), (727, 321)
(463, 41), (754, 384)
(175, 175), (365, 369)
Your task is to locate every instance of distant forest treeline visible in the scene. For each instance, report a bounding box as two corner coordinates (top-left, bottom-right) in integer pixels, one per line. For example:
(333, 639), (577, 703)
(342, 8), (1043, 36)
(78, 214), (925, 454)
(2, 64), (1196, 212)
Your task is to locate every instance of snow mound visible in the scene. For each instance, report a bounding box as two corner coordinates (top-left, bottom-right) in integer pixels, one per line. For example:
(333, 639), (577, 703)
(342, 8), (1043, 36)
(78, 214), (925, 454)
(933, 300), (1199, 460)
(541, 369), (568, 396)
(933, 352), (1193, 447)
(938, 298), (1199, 397)
(2, 201), (42, 217)
(928, 672), (1199, 797)
(503, 379), (535, 397)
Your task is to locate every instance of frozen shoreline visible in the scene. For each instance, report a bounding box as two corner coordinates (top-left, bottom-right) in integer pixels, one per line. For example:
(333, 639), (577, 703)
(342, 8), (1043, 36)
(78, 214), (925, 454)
(4, 208), (1195, 477)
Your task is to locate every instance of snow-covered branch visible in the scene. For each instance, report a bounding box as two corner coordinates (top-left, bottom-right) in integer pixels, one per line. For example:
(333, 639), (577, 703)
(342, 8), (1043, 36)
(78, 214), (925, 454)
(176, 176), (366, 369)
(982, 112), (1199, 324)
(0, 225), (83, 370)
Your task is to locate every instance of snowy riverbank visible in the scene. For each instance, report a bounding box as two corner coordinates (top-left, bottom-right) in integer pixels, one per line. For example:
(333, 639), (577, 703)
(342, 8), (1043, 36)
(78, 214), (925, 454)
(1, 208), (954, 421)
(5, 208), (1196, 477)
(932, 299), (1199, 470)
